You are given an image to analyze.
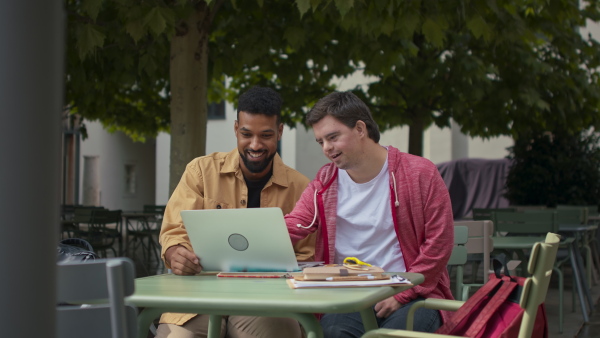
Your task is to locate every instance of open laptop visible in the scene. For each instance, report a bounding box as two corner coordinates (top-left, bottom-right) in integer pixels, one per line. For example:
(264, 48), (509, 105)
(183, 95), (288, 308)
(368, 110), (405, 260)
(181, 207), (300, 272)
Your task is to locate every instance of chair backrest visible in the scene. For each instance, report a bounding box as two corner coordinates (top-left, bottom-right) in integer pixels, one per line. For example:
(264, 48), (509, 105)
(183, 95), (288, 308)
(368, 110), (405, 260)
(518, 232), (560, 338)
(143, 204), (166, 214)
(553, 208), (586, 226)
(472, 208), (515, 221)
(448, 226), (468, 300)
(512, 205), (547, 212)
(492, 210), (558, 234)
(555, 205), (590, 224)
(57, 258), (137, 338)
(454, 220), (494, 284)
(450, 226), (468, 265)
(91, 209), (122, 225)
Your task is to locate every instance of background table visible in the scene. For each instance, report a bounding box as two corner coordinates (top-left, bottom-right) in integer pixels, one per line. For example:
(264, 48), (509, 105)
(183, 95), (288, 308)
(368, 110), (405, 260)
(492, 234), (593, 323)
(127, 272), (424, 338)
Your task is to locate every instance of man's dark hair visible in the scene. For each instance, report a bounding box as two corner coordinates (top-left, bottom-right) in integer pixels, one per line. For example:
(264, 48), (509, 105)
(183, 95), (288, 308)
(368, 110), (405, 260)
(236, 86), (283, 124)
(306, 91), (380, 143)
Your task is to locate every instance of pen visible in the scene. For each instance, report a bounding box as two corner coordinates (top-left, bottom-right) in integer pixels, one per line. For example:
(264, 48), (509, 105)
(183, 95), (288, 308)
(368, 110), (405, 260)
(325, 276), (376, 281)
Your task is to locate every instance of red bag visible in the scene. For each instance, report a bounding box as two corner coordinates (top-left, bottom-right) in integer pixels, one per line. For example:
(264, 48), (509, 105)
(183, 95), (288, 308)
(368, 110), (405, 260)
(435, 260), (548, 338)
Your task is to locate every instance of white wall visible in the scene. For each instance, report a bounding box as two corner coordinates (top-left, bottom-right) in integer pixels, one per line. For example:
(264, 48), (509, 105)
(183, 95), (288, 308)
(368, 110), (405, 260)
(80, 121), (156, 211)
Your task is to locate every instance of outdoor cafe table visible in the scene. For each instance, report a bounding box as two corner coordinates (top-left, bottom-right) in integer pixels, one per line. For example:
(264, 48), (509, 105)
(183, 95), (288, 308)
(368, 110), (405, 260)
(492, 229), (594, 323)
(127, 272), (424, 338)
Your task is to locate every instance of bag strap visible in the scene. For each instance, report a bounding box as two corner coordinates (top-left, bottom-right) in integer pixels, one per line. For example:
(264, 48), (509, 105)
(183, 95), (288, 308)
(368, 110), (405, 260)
(464, 277), (518, 337)
(436, 277), (503, 335)
(493, 258), (517, 282)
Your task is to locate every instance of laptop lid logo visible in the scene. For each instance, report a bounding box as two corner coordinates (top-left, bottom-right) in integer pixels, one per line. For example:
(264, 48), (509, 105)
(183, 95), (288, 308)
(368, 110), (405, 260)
(228, 233), (249, 251)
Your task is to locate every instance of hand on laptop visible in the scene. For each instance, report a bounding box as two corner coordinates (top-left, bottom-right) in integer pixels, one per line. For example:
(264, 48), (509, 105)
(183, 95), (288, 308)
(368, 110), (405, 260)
(165, 245), (202, 275)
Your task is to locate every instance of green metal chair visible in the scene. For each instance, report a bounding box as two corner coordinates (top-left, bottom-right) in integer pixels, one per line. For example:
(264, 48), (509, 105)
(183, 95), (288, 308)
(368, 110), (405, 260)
(471, 207), (515, 223)
(453, 220), (494, 301)
(361, 233), (560, 338)
(449, 226), (468, 301)
(85, 209), (123, 258)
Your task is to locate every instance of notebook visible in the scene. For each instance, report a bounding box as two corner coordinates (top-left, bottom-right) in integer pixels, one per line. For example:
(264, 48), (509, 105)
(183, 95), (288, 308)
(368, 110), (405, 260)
(181, 207), (300, 272)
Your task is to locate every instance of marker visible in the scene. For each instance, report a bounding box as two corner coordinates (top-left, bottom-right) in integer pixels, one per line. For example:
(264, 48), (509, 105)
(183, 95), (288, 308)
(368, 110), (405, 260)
(325, 276), (376, 281)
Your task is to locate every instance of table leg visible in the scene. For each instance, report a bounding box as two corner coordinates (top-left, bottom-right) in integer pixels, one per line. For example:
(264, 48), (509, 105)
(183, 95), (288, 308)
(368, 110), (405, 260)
(137, 307), (163, 338)
(359, 308), (378, 332)
(287, 313), (324, 338)
(568, 243), (592, 322)
(573, 243), (594, 311)
(208, 315), (223, 338)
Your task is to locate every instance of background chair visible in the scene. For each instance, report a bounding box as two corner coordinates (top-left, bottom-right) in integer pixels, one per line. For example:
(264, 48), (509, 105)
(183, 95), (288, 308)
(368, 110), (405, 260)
(471, 207), (515, 222)
(56, 257), (138, 338)
(361, 233), (560, 338)
(449, 226), (468, 300)
(86, 209), (123, 258)
(453, 220), (494, 300)
(125, 205), (165, 276)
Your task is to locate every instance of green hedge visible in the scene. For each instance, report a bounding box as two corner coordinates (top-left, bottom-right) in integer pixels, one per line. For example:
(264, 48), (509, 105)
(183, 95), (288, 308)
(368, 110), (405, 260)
(505, 129), (600, 207)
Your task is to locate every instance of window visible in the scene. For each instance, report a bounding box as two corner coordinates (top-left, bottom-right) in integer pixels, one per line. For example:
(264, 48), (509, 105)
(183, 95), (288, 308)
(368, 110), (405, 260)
(208, 101), (226, 120)
(125, 164), (136, 195)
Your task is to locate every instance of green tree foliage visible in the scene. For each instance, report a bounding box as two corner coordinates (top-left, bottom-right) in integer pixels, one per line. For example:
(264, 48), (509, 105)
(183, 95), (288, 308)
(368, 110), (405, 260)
(300, 0), (600, 155)
(505, 129), (600, 207)
(65, 0), (354, 192)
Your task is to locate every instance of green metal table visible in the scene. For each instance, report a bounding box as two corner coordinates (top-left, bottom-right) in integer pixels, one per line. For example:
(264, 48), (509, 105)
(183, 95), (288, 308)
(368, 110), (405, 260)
(127, 272), (423, 338)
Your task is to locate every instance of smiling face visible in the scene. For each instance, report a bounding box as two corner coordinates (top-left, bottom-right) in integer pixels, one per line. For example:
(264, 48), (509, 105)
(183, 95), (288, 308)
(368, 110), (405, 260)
(312, 115), (365, 170)
(235, 111), (283, 180)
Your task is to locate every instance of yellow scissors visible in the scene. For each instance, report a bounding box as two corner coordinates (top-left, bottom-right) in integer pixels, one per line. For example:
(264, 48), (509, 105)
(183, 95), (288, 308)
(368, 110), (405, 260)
(343, 257), (372, 270)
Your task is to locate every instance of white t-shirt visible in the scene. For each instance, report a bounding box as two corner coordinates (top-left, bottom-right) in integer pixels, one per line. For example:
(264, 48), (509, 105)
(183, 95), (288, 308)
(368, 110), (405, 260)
(334, 157), (406, 272)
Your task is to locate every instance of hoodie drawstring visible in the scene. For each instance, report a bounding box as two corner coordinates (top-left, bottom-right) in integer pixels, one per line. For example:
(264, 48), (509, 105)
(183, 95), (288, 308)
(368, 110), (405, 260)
(391, 172), (400, 207)
(296, 189), (318, 229)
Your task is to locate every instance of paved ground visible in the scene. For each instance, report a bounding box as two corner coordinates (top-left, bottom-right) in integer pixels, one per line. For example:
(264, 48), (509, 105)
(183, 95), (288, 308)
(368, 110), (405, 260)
(544, 267), (600, 338)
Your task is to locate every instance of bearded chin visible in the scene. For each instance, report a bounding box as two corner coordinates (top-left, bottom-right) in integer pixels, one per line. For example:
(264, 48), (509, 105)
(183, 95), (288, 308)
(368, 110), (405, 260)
(240, 151), (276, 173)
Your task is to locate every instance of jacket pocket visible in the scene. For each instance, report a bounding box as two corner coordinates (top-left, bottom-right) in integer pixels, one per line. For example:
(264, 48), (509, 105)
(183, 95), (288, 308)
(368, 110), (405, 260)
(204, 197), (231, 210)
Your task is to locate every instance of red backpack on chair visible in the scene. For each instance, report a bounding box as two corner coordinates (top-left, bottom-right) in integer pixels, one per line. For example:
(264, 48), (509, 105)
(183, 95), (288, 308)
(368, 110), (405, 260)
(435, 259), (548, 338)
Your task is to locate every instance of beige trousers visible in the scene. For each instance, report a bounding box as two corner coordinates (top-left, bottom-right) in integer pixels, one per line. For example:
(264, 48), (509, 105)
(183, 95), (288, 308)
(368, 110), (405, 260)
(155, 314), (303, 338)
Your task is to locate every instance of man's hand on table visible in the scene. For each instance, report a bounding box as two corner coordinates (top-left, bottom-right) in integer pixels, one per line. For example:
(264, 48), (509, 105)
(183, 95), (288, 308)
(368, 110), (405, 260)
(165, 245), (202, 275)
(374, 296), (402, 318)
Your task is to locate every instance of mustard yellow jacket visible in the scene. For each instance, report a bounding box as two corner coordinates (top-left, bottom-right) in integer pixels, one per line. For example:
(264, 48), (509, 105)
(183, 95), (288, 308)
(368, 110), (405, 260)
(159, 149), (313, 325)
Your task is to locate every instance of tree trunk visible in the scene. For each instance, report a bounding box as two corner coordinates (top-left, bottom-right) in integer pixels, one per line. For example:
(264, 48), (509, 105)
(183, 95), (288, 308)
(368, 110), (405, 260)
(169, 3), (210, 195)
(408, 115), (424, 156)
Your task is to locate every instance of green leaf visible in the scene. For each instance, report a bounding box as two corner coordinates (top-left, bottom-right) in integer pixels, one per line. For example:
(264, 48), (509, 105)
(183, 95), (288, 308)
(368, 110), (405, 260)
(143, 7), (171, 37)
(334, 0), (354, 18)
(76, 24), (106, 60)
(381, 15), (395, 36)
(296, 0), (311, 17)
(125, 20), (145, 43)
(421, 18), (444, 48)
(466, 15), (492, 41)
(82, 0), (104, 21)
(525, 7), (535, 17)
(284, 26), (306, 48)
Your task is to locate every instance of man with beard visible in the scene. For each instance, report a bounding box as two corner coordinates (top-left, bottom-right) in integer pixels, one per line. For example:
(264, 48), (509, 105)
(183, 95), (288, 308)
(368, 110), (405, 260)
(156, 86), (312, 338)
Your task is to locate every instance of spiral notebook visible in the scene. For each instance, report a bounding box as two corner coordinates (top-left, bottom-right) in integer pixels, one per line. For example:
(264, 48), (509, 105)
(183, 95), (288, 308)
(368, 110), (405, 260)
(181, 208), (300, 272)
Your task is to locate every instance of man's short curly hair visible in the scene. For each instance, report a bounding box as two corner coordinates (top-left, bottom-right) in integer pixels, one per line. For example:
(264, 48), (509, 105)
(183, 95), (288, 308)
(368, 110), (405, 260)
(236, 86), (283, 124)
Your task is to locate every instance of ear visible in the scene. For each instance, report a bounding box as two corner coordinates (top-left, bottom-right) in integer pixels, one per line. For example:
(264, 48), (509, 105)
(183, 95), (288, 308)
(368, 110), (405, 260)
(277, 123), (283, 141)
(234, 120), (239, 135)
(355, 120), (367, 138)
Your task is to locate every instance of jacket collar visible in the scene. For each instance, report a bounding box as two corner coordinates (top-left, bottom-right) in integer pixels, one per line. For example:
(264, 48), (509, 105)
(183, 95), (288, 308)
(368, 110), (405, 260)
(221, 148), (289, 188)
(315, 145), (401, 188)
